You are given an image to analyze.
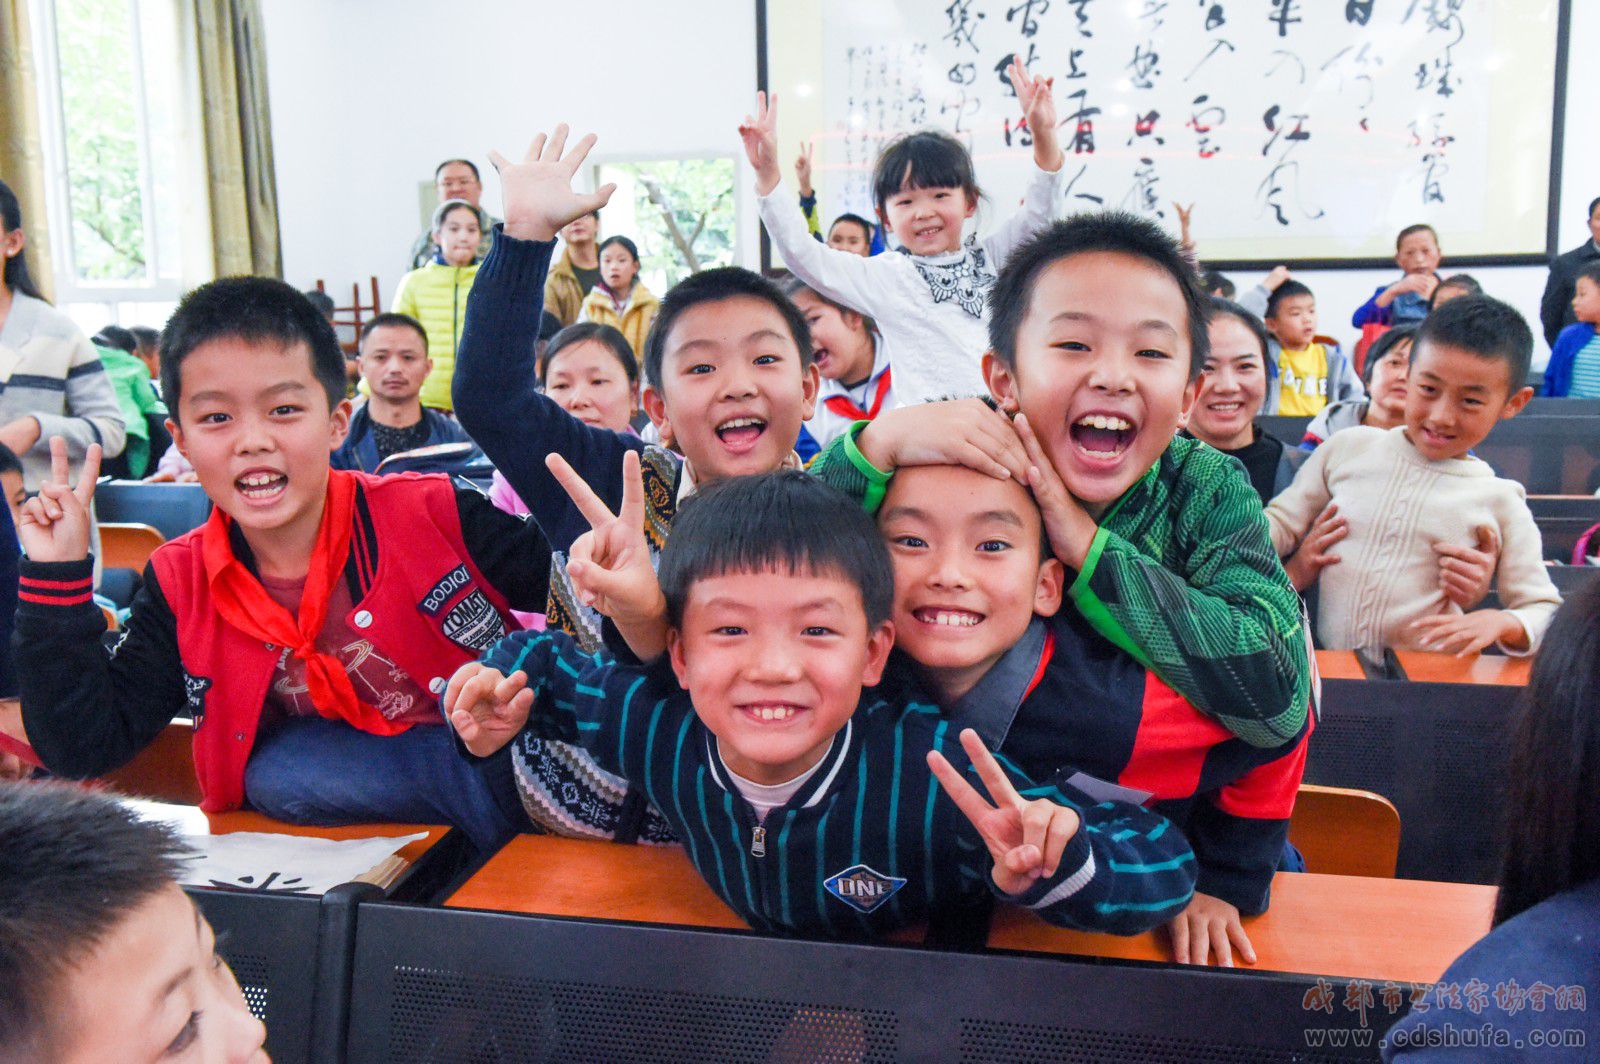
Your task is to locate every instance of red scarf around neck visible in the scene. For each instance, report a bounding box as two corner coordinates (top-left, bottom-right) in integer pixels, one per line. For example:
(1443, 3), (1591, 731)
(200, 470), (411, 736)
(823, 367), (892, 422)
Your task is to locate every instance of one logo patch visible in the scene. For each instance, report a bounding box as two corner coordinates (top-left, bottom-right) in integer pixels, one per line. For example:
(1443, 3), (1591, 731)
(419, 565), (472, 617)
(823, 864), (907, 914)
(183, 671), (212, 727)
(440, 589), (506, 652)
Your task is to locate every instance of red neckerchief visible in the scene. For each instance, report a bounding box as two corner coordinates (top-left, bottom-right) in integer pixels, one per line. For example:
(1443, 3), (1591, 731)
(201, 470), (410, 736)
(1023, 627), (1056, 702)
(822, 367), (892, 422)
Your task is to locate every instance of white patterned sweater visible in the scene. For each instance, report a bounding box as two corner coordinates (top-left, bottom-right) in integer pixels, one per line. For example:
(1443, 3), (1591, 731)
(1264, 425), (1560, 655)
(757, 163), (1065, 405)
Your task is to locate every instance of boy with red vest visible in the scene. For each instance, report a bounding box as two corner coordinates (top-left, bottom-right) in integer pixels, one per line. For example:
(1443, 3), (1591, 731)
(6, 278), (551, 849)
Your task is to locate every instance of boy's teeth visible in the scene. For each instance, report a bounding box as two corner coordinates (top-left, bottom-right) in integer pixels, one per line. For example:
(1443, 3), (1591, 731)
(916, 608), (982, 627)
(753, 705), (796, 721)
(1076, 414), (1132, 431)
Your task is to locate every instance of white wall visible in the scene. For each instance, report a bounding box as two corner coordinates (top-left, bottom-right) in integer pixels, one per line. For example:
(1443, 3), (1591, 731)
(263, 0), (1597, 365)
(261, 0), (759, 315)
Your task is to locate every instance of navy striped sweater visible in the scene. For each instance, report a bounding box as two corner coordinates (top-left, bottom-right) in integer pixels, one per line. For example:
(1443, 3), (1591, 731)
(470, 629), (1197, 940)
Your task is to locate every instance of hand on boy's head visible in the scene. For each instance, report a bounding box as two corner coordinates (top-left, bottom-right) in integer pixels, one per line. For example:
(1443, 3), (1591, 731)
(548, 450), (666, 627)
(491, 125), (617, 243)
(1263, 266), (1291, 291)
(443, 662), (533, 757)
(857, 399), (1030, 482)
(928, 728), (1081, 897)
(17, 437), (100, 564)
(1435, 525), (1499, 610)
(1168, 891), (1256, 968)
(1014, 413), (1097, 571)
(738, 91), (783, 195)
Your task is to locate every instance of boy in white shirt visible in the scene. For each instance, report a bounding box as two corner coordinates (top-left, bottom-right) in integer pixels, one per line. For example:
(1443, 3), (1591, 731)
(1265, 296), (1561, 656)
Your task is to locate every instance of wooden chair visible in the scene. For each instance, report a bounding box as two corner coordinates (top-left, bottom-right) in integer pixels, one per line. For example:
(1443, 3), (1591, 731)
(99, 522), (166, 572)
(317, 276), (383, 356)
(1288, 783), (1401, 878)
(99, 719), (201, 805)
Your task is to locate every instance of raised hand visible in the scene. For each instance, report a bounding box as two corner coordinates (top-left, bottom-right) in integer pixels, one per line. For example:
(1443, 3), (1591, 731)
(1172, 201), (1195, 251)
(444, 662), (535, 757)
(1262, 265), (1292, 292)
(18, 437), (100, 563)
(490, 125), (617, 243)
(1015, 412), (1098, 571)
(1436, 524), (1499, 609)
(928, 728), (1082, 897)
(738, 91), (783, 196)
(1006, 57), (1063, 171)
(794, 140), (815, 198)
(547, 451), (670, 659)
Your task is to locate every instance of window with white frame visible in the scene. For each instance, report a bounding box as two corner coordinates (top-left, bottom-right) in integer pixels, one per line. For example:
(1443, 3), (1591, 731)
(28, 0), (194, 332)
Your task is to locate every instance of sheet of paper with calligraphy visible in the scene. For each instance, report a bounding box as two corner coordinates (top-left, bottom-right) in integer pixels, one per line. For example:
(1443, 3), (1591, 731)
(175, 831), (428, 894)
(765, 0), (1564, 265)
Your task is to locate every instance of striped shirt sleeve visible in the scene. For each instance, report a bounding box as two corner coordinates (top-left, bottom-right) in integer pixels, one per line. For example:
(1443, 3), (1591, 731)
(936, 742), (1197, 935)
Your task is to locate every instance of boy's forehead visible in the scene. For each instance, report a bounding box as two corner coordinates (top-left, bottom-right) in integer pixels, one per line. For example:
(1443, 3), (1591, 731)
(883, 464), (1040, 528)
(686, 566), (864, 611)
(179, 337), (326, 401)
(1029, 252), (1188, 333)
(1412, 340), (1512, 390)
(664, 296), (797, 358)
(1400, 231), (1438, 249)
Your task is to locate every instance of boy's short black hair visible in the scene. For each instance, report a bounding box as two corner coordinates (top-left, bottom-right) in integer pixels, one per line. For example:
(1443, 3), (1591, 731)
(1359, 323), (1419, 389)
(872, 130), (981, 217)
(642, 267), (812, 391)
(987, 212), (1210, 381)
(302, 288), (336, 320)
(1264, 279), (1314, 320)
(0, 782), (192, 1060)
(1413, 294), (1533, 393)
(435, 157), (481, 182)
(1430, 273), (1482, 308)
(828, 213), (874, 242)
(128, 324), (161, 353)
(1575, 260), (1600, 288)
(0, 442), (23, 481)
(1200, 268), (1235, 299)
(659, 471), (892, 629)
(360, 311), (429, 353)
(161, 276), (348, 419)
(1396, 223), (1438, 249)
(1207, 298), (1270, 361)
(539, 321), (639, 384)
(92, 324), (137, 354)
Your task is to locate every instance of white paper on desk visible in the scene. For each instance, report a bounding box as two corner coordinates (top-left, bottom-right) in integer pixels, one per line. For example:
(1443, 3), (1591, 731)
(174, 831), (427, 894)
(1064, 771), (1153, 807)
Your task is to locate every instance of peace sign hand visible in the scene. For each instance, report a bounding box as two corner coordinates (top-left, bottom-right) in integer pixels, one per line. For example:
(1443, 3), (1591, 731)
(1006, 57), (1063, 172)
(928, 728), (1082, 897)
(738, 91), (784, 196)
(795, 140), (815, 198)
(547, 451), (670, 659)
(490, 125), (617, 243)
(17, 436), (101, 563)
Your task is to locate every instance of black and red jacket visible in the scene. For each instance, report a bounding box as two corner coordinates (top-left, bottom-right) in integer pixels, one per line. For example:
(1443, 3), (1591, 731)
(881, 607), (1314, 915)
(15, 472), (550, 810)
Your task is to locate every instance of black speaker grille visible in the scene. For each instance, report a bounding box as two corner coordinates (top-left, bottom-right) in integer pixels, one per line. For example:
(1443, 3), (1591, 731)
(226, 951), (272, 1022)
(388, 966), (899, 1063)
(959, 1017), (1364, 1064)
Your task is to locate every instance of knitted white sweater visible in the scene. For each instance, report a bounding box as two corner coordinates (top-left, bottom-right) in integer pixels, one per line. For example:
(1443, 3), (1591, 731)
(1264, 425), (1560, 655)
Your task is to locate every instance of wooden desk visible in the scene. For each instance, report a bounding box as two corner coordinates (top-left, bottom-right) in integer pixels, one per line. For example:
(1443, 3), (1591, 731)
(1314, 650), (1366, 681)
(451, 840), (1492, 984)
(989, 872), (1495, 985)
(1394, 650), (1531, 686)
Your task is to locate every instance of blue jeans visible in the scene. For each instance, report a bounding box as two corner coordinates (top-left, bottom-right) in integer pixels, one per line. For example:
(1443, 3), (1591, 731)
(243, 717), (520, 851)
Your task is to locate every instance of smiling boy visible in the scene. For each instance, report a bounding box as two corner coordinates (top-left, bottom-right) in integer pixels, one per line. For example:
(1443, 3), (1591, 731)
(813, 213), (1311, 749)
(7, 279), (553, 849)
(0, 782), (268, 1064)
(452, 127), (817, 841)
(448, 469), (1195, 939)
